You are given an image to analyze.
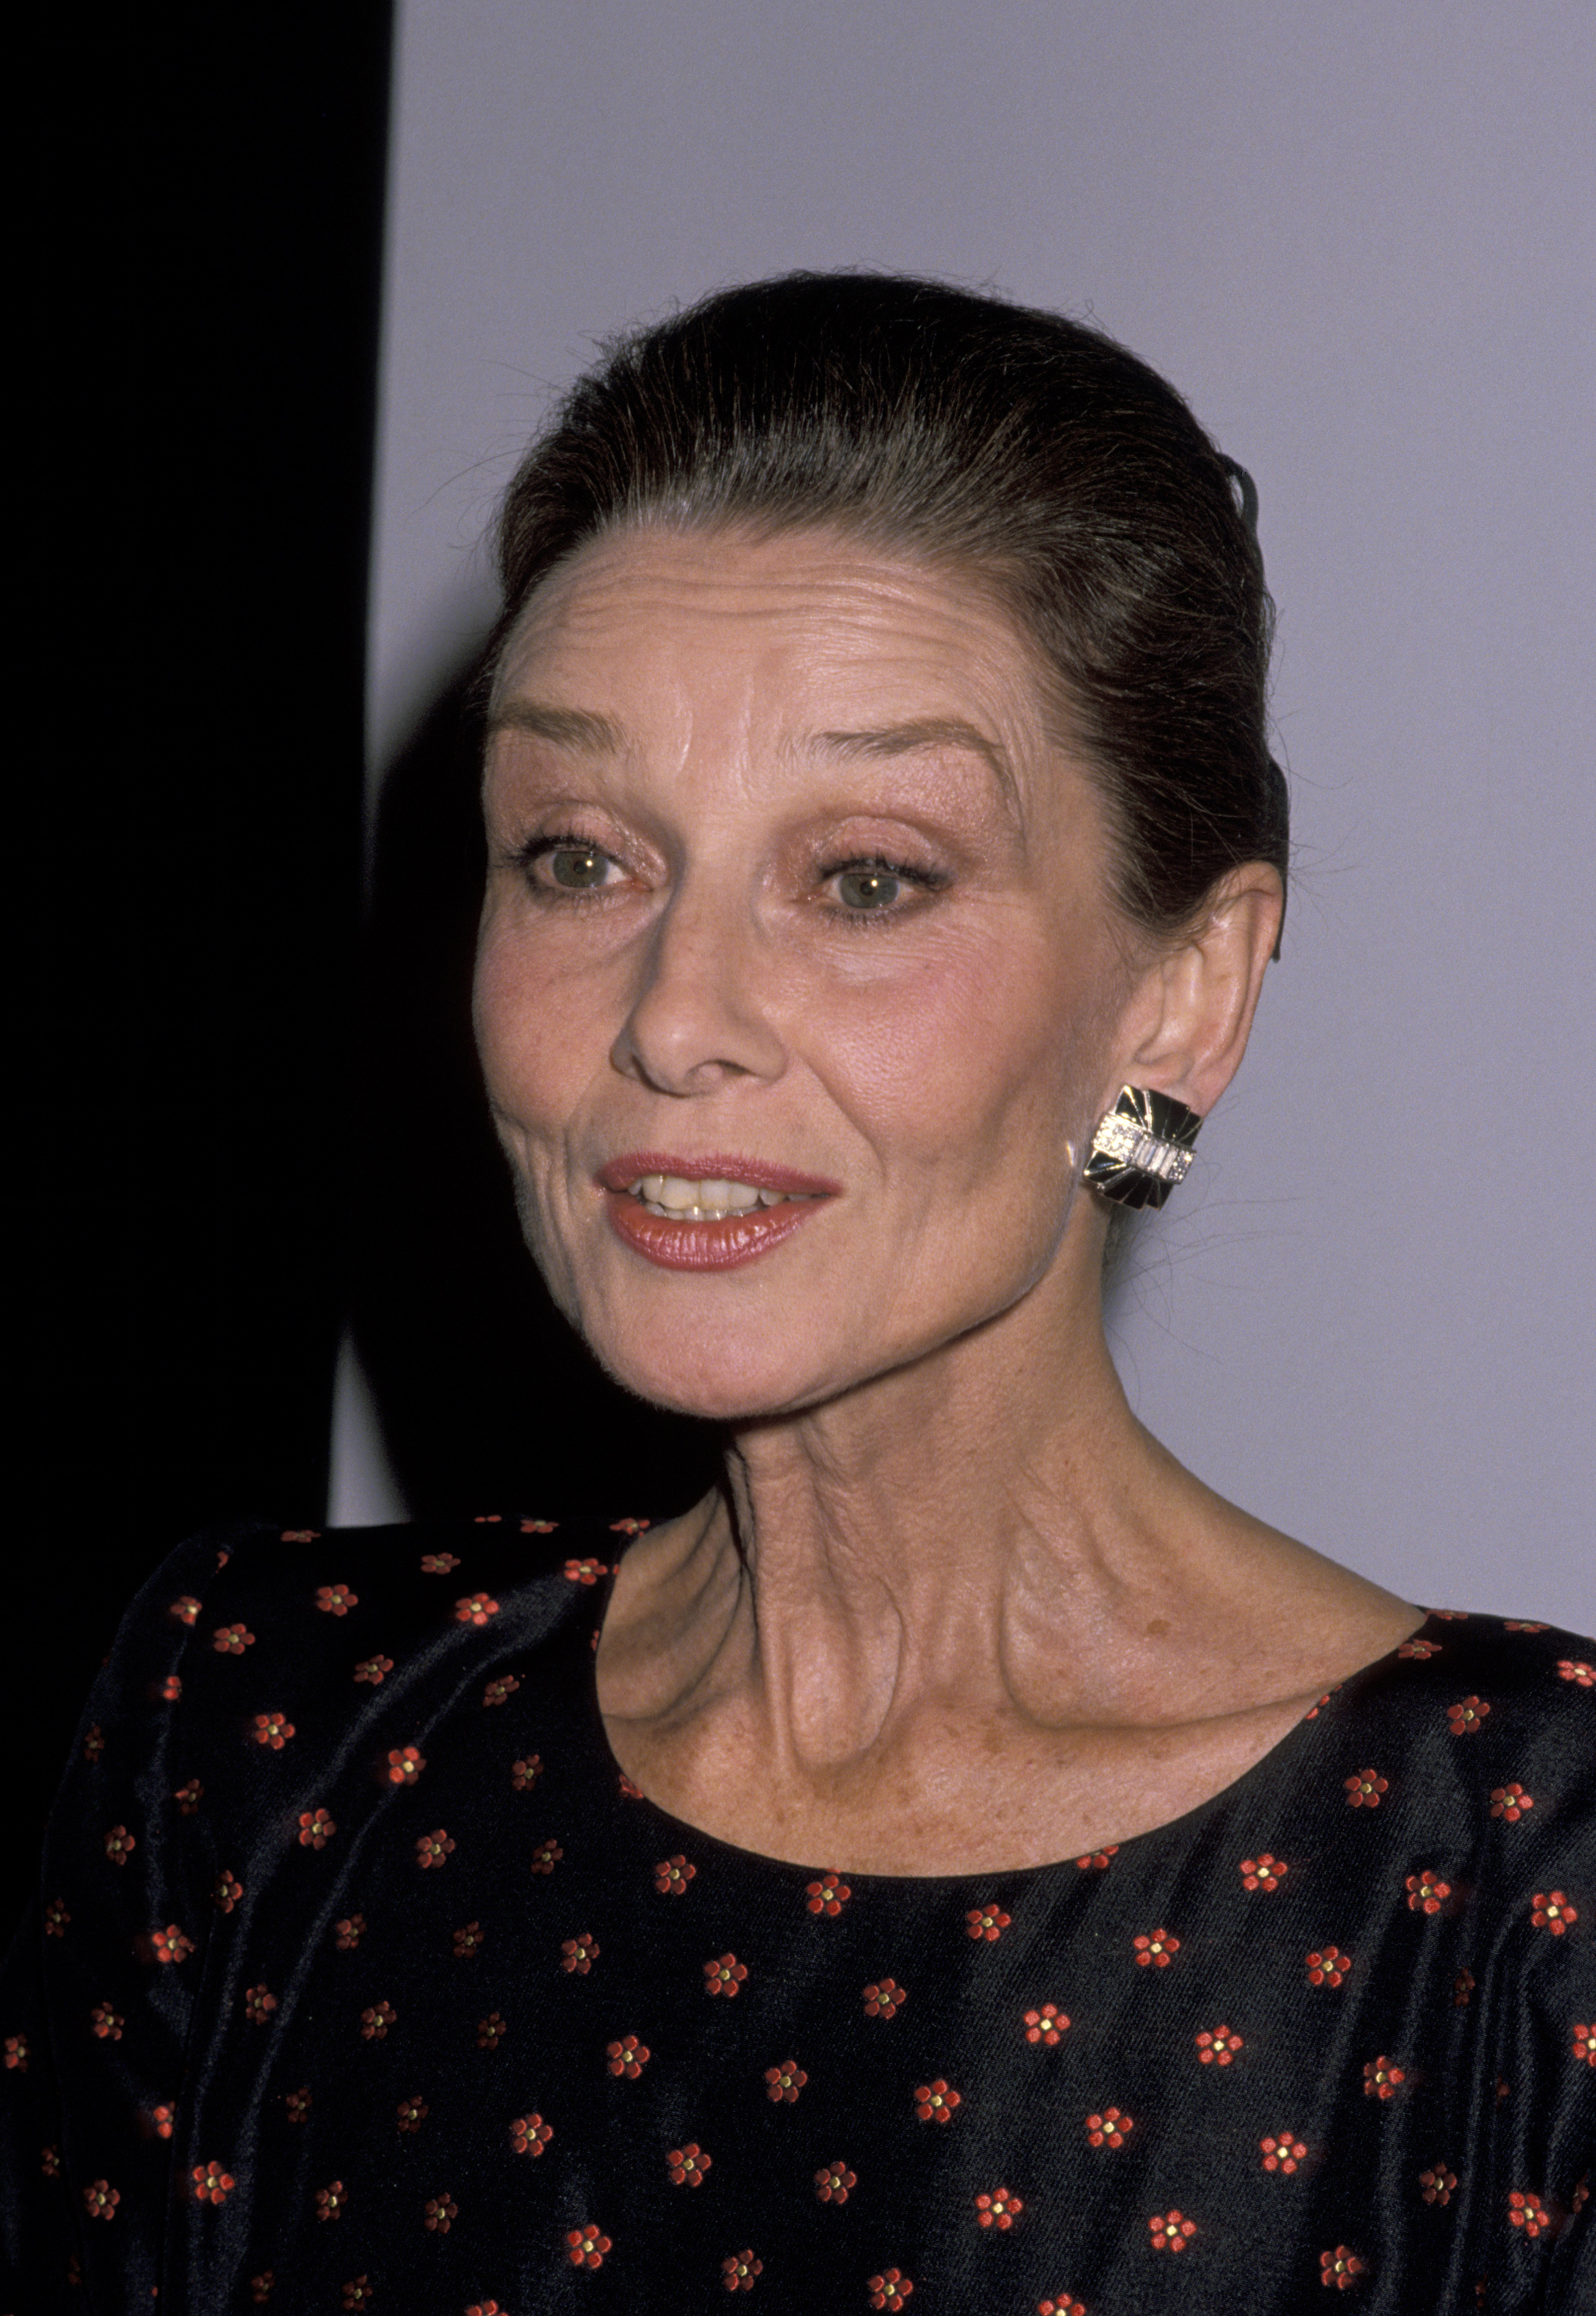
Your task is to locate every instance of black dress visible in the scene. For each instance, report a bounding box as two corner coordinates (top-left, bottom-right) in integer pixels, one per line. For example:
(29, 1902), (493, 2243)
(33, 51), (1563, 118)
(2, 1515), (1593, 2314)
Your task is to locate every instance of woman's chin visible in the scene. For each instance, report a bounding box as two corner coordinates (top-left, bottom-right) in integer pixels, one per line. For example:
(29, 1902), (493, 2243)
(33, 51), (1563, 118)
(585, 1326), (853, 1427)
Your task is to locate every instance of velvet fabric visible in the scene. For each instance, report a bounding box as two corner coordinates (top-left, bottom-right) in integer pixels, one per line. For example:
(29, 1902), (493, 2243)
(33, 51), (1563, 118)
(2, 1516), (1592, 2312)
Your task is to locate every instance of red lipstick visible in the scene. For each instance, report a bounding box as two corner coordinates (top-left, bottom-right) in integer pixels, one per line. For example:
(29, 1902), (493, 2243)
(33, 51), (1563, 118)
(597, 1152), (840, 1273)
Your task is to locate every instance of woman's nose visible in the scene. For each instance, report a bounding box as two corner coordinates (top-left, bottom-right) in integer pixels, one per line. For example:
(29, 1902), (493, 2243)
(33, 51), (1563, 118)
(609, 879), (788, 1095)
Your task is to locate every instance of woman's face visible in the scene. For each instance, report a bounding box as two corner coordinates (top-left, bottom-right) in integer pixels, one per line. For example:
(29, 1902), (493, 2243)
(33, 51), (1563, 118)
(475, 525), (1142, 1420)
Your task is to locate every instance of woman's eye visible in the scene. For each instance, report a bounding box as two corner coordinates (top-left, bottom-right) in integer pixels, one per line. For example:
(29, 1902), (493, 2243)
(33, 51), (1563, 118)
(531, 841), (620, 892)
(835, 866), (904, 911)
(823, 858), (940, 915)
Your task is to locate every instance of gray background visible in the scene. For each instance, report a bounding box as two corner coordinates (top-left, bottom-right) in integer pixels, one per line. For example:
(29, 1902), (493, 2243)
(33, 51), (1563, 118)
(335, 0), (1594, 1628)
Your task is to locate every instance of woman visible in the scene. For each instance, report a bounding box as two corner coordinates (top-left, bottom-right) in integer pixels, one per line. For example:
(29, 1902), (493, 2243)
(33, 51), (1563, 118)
(4, 275), (1591, 2313)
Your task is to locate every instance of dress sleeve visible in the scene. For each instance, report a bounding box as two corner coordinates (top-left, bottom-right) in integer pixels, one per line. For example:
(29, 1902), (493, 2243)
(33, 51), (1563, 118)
(0, 1525), (261, 2311)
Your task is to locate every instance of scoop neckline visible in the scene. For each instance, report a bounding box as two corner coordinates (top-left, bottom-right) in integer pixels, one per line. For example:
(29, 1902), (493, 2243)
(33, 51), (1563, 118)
(580, 1579), (1445, 1890)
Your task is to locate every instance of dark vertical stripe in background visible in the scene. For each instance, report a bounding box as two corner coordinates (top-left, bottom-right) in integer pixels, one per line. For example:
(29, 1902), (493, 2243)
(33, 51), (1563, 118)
(9, 8), (395, 1936)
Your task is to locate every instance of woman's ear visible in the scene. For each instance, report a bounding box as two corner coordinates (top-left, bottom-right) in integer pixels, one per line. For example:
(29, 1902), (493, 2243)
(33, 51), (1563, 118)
(1118, 863), (1284, 1120)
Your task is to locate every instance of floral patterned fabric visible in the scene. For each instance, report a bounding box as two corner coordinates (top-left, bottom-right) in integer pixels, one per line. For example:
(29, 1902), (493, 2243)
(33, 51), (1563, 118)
(2, 1517), (1592, 2313)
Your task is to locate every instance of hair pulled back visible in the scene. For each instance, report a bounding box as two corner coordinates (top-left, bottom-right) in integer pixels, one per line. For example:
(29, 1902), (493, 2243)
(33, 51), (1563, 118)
(493, 272), (1287, 941)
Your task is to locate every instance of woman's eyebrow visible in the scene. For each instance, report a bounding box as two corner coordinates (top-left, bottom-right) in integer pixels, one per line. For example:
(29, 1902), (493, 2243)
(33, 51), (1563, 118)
(489, 699), (623, 752)
(811, 718), (1020, 824)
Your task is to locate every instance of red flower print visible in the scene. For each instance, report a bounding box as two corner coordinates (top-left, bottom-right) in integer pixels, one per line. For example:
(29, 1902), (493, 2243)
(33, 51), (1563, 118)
(1446, 1695), (1489, 1735)
(966, 1904), (1011, 1942)
(1419, 2165), (1456, 2206)
(149, 2104), (175, 2140)
(360, 2000), (396, 2040)
(722, 2250), (762, 2291)
(1432, 1608), (1469, 1620)
(285, 2087), (312, 2125)
(477, 2012), (507, 2047)
(281, 1529), (318, 1542)
(512, 1754), (543, 1790)
(1087, 2108), (1133, 2148)
(316, 1583), (358, 1617)
(170, 1595), (201, 1626)
(668, 2143), (712, 2186)
(867, 2270), (913, 2309)
(1405, 1871), (1451, 1914)
(1573, 2023), (1596, 2066)
(1504, 1619), (1547, 1632)
(512, 2111), (553, 2155)
(1133, 1926), (1179, 1968)
(453, 1922), (485, 1958)
(976, 2187), (1023, 2230)
(1038, 2299), (1086, 2315)
(1496, 2075), (1511, 2104)
(149, 1924), (194, 1964)
(45, 1898), (69, 1937)
(298, 1808), (336, 1850)
(1532, 1890), (1577, 1934)
(566, 2226), (612, 2270)
(815, 2162), (856, 2203)
(705, 1953), (748, 1997)
(1074, 1847), (1119, 1870)
(316, 2180), (347, 2222)
(213, 1622), (254, 1654)
(563, 1557), (610, 1585)
(609, 1516), (651, 1534)
(864, 1979), (906, 2019)
(1397, 1638), (1442, 1658)
(1320, 2246), (1365, 2289)
(1149, 2209), (1195, 2251)
(336, 1915), (366, 1950)
(387, 1745), (424, 1785)
(1261, 2133), (1307, 2174)
(619, 1773), (645, 1798)
(1307, 1948), (1351, 1988)
(1240, 1854), (1287, 1891)
(82, 2179), (120, 2220)
(213, 1871), (243, 1912)
(915, 2080), (961, 2122)
(454, 1592), (499, 1626)
(424, 2193), (457, 2233)
(90, 2003), (123, 2040)
(416, 1829), (455, 1869)
(157, 1674), (183, 1702)
(1344, 1769), (1388, 1808)
(42, 2145), (61, 2175)
(530, 1838), (563, 1874)
(253, 1712), (294, 1749)
(1024, 2004), (1070, 2045)
(807, 1873), (852, 1917)
(1557, 1657), (1594, 1686)
(2, 2036), (25, 2072)
(421, 1552), (460, 1573)
(244, 1985), (277, 2026)
(104, 1824), (136, 1865)
(482, 1674), (520, 1706)
(343, 2285), (373, 2311)
(353, 1655), (393, 1685)
(607, 2034), (651, 2077)
(522, 1516), (557, 1532)
(474, 1512), (502, 1523)
(1195, 2024), (1243, 2065)
(192, 2161), (235, 2206)
(1508, 2191), (1550, 2239)
(1452, 1967), (1475, 2007)
(83, 1722), (106, 1762)
(765, 2060), (808, 2103)
(251, 2276), (274, 2305)
(396, 2094), (428, 2132)
(654, 1854), (696, 1895)
(1489, 1783), (1534, 1821)
(1363, 2054), (1405, 2100)
(561, 1931), (599, 1975)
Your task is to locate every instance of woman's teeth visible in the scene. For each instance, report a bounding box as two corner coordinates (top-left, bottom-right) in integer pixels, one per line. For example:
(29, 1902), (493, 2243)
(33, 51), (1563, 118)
(627, 1174), (794, 1220)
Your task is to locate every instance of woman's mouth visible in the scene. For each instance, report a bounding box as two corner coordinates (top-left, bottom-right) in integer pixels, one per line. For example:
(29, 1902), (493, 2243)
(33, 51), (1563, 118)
(597, 1154), (838, 1271)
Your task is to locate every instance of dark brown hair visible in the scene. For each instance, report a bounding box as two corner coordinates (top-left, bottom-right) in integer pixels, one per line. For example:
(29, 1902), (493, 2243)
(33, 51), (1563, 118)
(492, 271), (1287, 940)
